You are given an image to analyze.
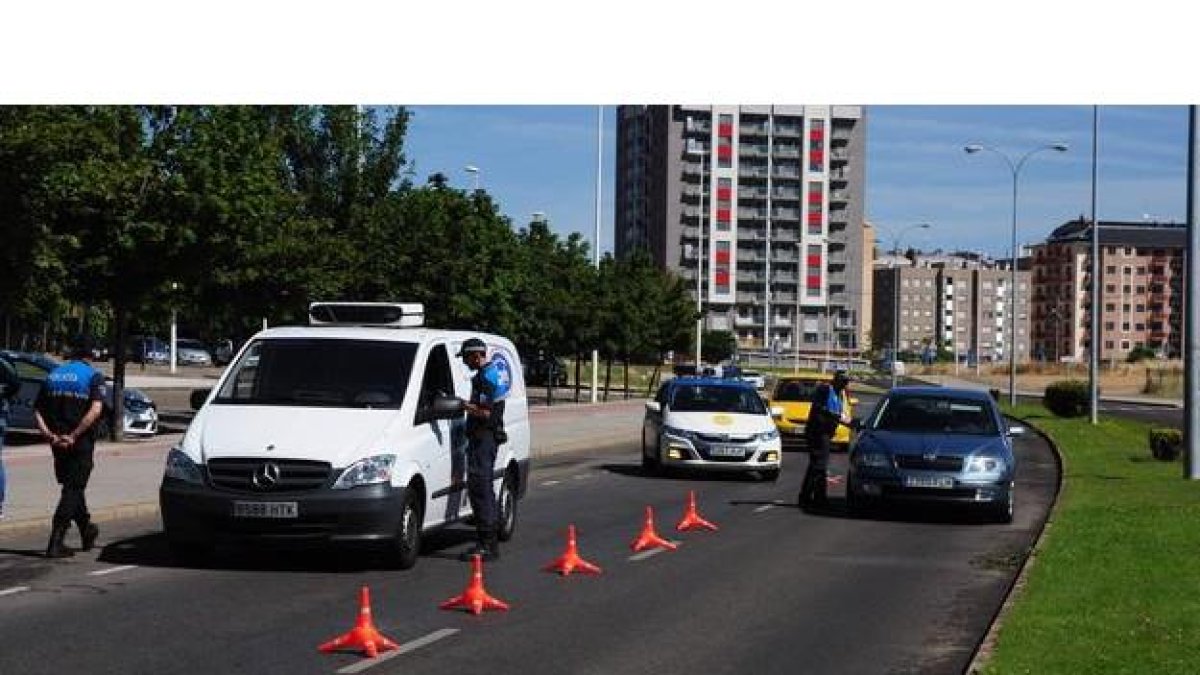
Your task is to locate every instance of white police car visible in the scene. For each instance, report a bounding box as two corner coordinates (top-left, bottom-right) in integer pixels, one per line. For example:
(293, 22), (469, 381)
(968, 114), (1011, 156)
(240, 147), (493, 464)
(642, 377), (782, 480)
(159, 302), (531, 568)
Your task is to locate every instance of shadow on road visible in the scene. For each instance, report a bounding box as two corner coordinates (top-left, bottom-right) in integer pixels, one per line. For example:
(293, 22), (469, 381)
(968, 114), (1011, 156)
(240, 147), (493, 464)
(600, 462), (776, 483)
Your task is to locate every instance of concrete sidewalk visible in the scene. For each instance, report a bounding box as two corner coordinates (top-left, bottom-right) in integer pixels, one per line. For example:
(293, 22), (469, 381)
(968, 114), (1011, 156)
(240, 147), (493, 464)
(0, 398), (649, 537)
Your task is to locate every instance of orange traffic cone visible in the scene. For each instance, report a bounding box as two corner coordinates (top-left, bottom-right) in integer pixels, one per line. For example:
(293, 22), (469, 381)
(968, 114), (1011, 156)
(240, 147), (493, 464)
(318, 586), (400, 659)
(676, 490), (719, 532)
(543, 524), (603, 575)
(630, 505), (679, 553)
(440, 554), (511, 615)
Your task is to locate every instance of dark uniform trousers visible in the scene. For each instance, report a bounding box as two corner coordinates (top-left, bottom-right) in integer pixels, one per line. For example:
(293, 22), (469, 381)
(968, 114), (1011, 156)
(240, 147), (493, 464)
(52, 437), (95, 528)
(466, 432), (499, 538)
(800, 430), (831, 505)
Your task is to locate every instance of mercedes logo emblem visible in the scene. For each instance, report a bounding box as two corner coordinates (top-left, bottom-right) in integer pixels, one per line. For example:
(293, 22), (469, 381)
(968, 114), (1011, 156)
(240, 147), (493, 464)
(252, 462), (282, 490)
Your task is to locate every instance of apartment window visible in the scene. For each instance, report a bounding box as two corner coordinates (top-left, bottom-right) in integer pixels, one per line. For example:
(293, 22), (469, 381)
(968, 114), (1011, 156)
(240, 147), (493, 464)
(1122, 322), (1130, 332)
(1123, 304), (1131, 312)
(1121, 340), (1130, 350)
(1136, 304), (1145, 313)
(1105, 303), (1115, 312)
(1135, 323), (1145, 332)
(1105, 340), (1115, 349)
(1123, 266), (1132, 275)
(1136, 266), (1146, 275)
(1104, 322), (1115, 330)
(1124, 247), (1133, 256)
(1105, 265), (1116, 274)
(1123, 285), (1132, 294)
(1105, 284), (1115, 293)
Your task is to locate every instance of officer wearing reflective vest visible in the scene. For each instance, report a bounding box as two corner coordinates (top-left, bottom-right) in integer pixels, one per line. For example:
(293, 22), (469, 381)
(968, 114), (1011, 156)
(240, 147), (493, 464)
(457, 337), (509, 562)
(34, 337), (106, 558)
(799, 370), (851, 509)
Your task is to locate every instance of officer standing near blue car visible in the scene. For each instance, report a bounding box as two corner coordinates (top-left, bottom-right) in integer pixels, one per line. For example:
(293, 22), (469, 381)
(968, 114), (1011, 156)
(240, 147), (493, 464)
(457, 337), (509, 562)
(34, 337), (106, 558)
(799, 370), (852, 511)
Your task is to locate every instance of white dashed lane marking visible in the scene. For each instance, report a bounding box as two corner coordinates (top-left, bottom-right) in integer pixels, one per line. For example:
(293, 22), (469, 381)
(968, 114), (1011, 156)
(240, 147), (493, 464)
(336, 628), (459, 674)
(88, 565), (138, 577)
(541, 480), (561, 487)
(0, 586), (30, 597)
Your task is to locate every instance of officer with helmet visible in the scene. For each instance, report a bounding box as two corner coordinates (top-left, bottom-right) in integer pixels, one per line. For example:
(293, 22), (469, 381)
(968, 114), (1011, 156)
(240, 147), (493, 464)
(799, 369), (852, 510)
(457, 337), (508, 562)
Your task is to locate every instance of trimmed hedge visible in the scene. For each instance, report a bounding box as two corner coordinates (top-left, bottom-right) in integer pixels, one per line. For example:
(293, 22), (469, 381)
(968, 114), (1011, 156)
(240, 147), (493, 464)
(1149, 428), (1183, 461)
(1043, 380), (1089, 418)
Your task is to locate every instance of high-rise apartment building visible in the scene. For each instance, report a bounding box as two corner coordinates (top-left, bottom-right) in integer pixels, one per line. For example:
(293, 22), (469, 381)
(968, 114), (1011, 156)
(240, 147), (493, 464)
(1029, 219), (1186, 361)
(615, 105), (868, 355)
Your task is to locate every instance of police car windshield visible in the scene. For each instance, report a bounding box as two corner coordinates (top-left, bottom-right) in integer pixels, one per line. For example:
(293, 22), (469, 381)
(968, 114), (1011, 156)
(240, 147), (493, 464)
(213, 339), (417, 409)
(670, 384), (766, 415)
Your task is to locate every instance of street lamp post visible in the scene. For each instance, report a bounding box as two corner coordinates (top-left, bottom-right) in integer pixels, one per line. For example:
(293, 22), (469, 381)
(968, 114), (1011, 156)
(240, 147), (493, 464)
(884, 223), (931, 389)
(170, 281), (179, 374)
(965, 142), (1069, 405)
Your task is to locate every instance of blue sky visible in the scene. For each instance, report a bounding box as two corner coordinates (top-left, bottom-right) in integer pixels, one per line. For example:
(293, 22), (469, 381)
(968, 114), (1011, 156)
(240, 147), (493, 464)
(403, 105), (1191, 261)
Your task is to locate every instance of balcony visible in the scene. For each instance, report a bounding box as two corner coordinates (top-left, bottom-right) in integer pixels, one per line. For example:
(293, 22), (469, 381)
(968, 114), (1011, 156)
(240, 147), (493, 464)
(738, 187), (768, 200)
(739, 122), (769, 137)
(772, 146), (801, 158)
(772, 124), (801, 137)
(739, 144), (769, 158)
(738, 208), (767, 220)
(829, 191), (850, 202)
(771, 187), (802, 200)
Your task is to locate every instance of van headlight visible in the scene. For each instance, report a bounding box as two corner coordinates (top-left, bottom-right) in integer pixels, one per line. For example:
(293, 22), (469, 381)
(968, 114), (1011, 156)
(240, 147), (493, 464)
(164, 447), (204, 484)
(333, 454), (396, 489)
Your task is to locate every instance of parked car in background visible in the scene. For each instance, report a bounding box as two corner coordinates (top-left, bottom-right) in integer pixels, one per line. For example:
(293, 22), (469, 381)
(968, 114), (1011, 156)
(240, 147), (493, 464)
(525, 354), (567, 387)
(846, 386), (1019, 522)
(642, 376), (781, 480)
(738, 370), (766, 390)
(175, 338), (213, 366)
(767, 373), (856, 450)
(210, 339), (237, 366)
(129, 336), (169, 364)
(1, 350), (158, 437)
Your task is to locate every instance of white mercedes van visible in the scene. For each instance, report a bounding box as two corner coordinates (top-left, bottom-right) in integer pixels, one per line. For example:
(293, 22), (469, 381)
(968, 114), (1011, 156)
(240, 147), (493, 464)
(159, 302), (531, 569)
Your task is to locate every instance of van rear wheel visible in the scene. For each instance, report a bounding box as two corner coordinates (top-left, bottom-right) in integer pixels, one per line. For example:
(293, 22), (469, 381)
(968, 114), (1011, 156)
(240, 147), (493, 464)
(390, 488), (423, 570)
(497, 470), (518, 542)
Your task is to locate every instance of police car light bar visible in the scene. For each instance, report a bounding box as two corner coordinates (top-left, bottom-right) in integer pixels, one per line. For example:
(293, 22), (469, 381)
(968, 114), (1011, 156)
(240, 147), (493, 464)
(308, 302), (425, 328)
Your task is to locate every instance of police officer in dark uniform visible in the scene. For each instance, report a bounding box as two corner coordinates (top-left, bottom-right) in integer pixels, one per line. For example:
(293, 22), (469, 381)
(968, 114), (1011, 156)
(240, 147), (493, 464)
(457, 337), (507, 562)
(34, 336), (106, 558)
(799, 370), (852, 510)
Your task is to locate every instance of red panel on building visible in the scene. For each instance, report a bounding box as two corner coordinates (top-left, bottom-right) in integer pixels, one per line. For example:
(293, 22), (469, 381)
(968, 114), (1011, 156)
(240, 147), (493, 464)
(807, 212), (822, 224)
(715, 270), (730, 285)
(717, 208), (731, 222)
(716, 186), (732, 200)
(717, 145), (733, 159)
(807, 254), (821, 268)
(807, 274), (822, 288)
(715, 249), (730, 264)
(808, 191), (823, 204)
(718, 123), (733, 137)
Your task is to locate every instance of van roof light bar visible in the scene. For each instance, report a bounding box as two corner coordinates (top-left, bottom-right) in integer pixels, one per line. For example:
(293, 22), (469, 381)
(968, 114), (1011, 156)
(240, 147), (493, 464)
(308, 302), (425, 328)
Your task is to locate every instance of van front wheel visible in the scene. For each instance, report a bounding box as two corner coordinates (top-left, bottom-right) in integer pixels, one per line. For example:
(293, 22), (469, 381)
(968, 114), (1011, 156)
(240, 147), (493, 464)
(390, 489), (423, 570)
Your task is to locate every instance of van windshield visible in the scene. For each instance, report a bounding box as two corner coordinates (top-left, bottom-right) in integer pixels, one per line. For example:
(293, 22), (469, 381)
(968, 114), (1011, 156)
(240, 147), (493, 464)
(213, 338), (417, 409)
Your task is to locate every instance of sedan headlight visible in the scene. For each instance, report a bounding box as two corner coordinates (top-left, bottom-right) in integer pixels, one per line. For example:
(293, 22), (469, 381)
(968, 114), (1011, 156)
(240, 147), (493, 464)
(855, 452), (891, 468)
(164, 447), (204, 484)
(662, 425), (696, 440)
(965, 455), (1007, 474)
(756, 428), (780, 442)
(333, 454), (396, 489)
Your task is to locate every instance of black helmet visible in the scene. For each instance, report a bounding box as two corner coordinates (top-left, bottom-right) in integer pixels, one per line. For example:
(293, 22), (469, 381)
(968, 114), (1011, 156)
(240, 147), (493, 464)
(456, 337), (487, 358)
(69, 335), (96, 360)
(832, 369), (850, 385)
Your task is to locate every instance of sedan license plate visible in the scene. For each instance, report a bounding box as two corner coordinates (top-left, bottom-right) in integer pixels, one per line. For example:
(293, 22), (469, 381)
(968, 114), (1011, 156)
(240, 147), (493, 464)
(709, 445), (746, 458)
(232, 501), (298, 519)
(903, 475), (955, 489)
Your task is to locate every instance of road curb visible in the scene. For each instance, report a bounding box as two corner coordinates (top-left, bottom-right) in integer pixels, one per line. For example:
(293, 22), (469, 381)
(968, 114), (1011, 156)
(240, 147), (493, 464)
(0, 501), (162, 538)
(966, 413), (1065, 673)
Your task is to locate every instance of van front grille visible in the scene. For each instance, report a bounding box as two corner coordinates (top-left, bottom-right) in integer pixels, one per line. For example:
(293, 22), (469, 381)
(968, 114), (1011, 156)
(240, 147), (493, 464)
(206, 458), (332, 494)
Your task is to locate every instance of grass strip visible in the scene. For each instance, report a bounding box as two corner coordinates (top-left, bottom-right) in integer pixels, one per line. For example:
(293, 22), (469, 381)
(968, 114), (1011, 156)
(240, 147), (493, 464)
(979, 403), (1200, 674)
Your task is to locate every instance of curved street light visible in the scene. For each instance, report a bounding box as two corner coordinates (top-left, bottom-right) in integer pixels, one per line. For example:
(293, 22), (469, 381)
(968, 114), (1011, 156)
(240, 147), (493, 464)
(464, 164), (480, 192)
(964, 142), (1069, 405)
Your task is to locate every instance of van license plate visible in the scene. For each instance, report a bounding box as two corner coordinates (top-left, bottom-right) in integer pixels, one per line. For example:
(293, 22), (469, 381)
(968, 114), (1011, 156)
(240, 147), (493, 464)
(709, 445), (745, 458)
(232, 501), (298, 519)
(903, 476), (954, 489)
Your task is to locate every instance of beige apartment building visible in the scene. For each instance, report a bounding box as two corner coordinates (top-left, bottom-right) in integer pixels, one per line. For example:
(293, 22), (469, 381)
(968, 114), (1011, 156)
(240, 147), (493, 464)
(1029, 219), (1186, 362)
(614, 105), (870, 356)
(873, 253), (1031, 364)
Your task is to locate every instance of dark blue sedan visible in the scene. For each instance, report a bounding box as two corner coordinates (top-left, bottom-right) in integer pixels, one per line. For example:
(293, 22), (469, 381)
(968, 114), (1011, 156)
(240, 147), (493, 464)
(846, 387), (1021, 522)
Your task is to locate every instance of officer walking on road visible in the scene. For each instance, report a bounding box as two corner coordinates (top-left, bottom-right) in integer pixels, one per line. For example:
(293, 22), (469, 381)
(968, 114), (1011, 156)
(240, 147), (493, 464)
(0, 352), (23, 519)
(34, 336), (106, 558)
(457, 337), (509, 562)
(799, 370), (852, 511)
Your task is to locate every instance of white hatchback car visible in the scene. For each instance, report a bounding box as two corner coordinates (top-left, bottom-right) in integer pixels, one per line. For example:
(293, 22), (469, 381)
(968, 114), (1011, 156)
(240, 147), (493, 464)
(642, 377), (782, 480)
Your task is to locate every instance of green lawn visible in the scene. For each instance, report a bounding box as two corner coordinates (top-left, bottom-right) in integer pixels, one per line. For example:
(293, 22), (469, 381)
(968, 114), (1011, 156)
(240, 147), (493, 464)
(980, 404), (1200, 674)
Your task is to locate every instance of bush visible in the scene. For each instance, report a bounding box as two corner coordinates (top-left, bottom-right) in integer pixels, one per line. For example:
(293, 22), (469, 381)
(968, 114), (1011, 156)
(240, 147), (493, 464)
(1149, 428), (1183, 461)
(1126, 345), (1157, 363)
(1043, 380), (1089, 418)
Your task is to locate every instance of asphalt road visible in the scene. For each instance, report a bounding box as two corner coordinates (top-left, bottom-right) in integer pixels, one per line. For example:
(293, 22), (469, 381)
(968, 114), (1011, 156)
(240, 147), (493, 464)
(0, 407), (1058, 675)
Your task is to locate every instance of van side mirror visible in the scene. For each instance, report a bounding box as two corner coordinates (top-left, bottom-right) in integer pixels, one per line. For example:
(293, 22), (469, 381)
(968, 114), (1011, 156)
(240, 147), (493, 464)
(429, 394), (466, 420)
(645, 401), (661, 414)
(190, 388), (212, 411)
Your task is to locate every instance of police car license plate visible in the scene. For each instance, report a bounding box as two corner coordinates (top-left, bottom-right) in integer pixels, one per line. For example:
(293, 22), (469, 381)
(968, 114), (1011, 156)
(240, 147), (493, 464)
(709, 445), (745, 458)
(786, 425), (805, 435)
(903, 476), (954, 489)
(232, 501), (298, 519)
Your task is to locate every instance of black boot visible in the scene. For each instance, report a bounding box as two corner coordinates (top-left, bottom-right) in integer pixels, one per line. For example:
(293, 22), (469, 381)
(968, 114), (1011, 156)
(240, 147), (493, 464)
(46, 524), (75, 559)
(459, 529), (499, 562)
(78, 518), (99, 552)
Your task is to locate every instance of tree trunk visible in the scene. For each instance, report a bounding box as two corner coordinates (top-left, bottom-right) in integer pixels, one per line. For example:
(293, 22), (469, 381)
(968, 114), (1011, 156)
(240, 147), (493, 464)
(646, 362), (661, 397)
(623, 354), (630, 400)
(574, 351), (582, 403)
(603, 355), (613, 403)
(110, 303), (128, 442)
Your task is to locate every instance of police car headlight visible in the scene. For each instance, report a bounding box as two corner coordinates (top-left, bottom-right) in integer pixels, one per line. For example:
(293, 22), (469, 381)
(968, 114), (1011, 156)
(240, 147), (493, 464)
(663, 425), (696, 441)
(333, 454), (396, 489)
(164, 447), (204, 484)
(756, 428), (780, 442)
